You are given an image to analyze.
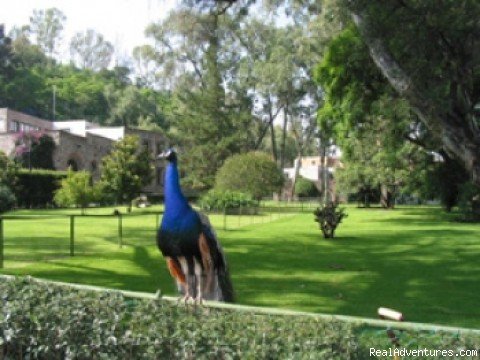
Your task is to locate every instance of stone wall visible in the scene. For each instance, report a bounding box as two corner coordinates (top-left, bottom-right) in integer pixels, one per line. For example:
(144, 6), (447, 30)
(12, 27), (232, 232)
(0, 133), (18, 156)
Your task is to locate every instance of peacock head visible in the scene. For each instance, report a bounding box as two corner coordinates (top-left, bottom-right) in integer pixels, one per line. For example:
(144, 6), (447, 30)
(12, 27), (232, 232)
(158, 148), (177, 163)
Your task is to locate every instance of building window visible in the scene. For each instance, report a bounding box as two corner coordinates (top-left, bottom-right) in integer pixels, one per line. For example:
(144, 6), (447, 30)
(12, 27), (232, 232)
(91, 161), (97, 172)
(8, 121), (40, 133)
(9, 121), (20, 132)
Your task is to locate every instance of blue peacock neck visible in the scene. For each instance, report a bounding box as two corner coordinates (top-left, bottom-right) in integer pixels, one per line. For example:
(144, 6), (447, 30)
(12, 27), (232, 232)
(164, 160), (190, 214)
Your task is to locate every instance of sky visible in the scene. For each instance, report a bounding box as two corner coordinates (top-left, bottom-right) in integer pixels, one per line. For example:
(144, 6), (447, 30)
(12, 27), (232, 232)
(0, 0), (178, 62)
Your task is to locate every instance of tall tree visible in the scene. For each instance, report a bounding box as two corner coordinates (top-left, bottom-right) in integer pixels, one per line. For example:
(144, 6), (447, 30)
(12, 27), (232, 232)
(104, 84), (169, 129)
(70, 29), (114, 71)
(0, 25), (14, 107)
(342, 0), (480, 187)
(132, 44), (158, 87)
(146, 3), (253, 189)
(29, 7), (66, 59)
(316, 25), (432, 208)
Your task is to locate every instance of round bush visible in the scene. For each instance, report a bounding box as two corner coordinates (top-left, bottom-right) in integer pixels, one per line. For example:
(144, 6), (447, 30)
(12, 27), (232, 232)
(215, 152), (284, 200)
(0, 185), (16, 213)
(295, 177), (320, 197)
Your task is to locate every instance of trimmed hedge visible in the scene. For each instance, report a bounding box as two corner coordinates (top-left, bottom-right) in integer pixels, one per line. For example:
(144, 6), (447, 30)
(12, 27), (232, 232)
(15, 169), (68, 208)
(198, 190), (258, 211)
(1, 277), (479, 359)
(1, 277), (359, 359)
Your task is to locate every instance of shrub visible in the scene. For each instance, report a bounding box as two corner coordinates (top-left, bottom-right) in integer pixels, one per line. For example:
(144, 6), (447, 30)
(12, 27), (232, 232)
(0, 185), (16, 213)
(314, 202), (347, 238)
(215, 152), (284, 200)
(199, 190), (257, 211)
(15, 169), (68, 208)
(294, 177), (320, 197)
(54, 170), (100, 214)
(0, 151), (18, 189)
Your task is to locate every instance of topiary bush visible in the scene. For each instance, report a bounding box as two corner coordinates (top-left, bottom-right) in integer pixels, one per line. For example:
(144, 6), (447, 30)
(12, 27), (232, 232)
(0, 185), (16, 213)
(314, 202), (347, 238)
(215, 152), (284, 200)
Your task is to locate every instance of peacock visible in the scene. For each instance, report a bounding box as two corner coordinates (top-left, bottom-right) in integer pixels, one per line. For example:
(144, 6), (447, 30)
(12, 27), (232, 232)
(157, 149), (234, 303)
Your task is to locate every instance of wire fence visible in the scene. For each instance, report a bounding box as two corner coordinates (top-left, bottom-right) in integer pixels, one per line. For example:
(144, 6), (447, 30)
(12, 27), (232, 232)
(0, 206), (301, 269)
(0, 212), (162, 268)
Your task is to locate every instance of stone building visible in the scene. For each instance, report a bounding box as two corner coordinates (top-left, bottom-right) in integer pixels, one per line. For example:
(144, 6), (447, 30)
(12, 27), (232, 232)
(0, 108), (167, 194)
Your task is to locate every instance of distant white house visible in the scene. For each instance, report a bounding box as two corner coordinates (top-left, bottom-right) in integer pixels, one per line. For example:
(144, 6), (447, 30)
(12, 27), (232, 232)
(283, 153), (343, 200)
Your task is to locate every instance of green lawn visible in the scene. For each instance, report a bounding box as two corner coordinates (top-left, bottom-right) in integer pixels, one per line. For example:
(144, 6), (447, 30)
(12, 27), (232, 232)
(1, 205), (479, 328)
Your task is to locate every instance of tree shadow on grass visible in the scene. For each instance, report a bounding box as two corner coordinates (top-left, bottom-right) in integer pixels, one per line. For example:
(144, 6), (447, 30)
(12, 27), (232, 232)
(7, 245), (174, 294)
(225, 225), (480, 328)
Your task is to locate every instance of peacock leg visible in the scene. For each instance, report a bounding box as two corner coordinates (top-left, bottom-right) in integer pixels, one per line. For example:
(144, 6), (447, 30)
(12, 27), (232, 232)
(176, 257), (194, 304)
(186, 274), (196, 304)
(194, 259), (203, 305)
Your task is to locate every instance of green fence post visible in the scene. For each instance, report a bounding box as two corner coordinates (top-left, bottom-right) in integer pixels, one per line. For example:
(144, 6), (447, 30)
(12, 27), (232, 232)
(70, 215), (75, 257)
(118, 214), (123, 248)
(0, 217), (4, 269)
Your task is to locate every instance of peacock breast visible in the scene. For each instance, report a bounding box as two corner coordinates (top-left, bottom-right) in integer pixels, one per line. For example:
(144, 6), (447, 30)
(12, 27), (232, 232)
(157, 211), (202, 257)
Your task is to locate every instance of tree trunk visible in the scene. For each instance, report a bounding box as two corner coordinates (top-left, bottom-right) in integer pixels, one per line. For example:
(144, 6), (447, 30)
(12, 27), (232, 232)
(280, 105), (288, 170)
(289, 153), (302, 200)
(270, 121), (278, 163)
(351, 11), (480, 187)
(380, 184), (394, 209)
